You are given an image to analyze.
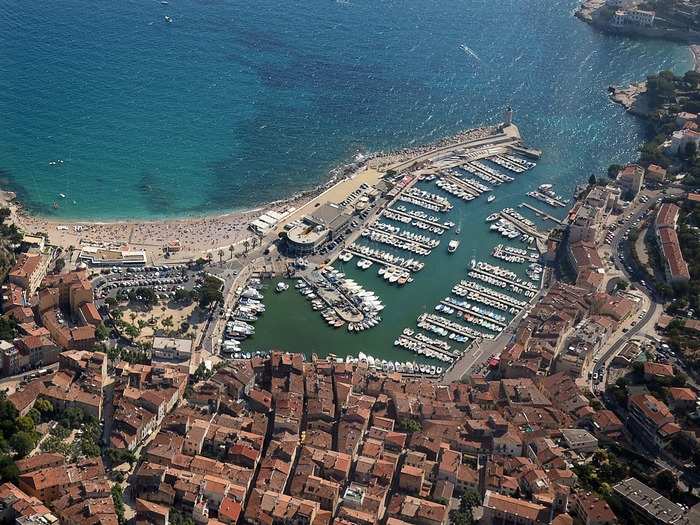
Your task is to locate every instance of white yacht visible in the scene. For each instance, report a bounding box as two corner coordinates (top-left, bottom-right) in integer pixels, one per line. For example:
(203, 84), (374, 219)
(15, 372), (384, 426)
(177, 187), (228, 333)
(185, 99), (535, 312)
(447, 240), (460, 254)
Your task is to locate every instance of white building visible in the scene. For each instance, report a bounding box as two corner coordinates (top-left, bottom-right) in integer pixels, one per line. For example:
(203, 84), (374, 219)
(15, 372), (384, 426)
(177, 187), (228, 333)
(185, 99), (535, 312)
(612, 9), (656, 27)
(78, 246), (147, 267)
(152, 336), (193, 363)
(668, 129), (700, 155)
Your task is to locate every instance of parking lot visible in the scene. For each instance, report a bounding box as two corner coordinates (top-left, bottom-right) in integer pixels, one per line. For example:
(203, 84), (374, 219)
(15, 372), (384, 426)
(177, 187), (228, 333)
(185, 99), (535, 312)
(92, 265), (195, 302)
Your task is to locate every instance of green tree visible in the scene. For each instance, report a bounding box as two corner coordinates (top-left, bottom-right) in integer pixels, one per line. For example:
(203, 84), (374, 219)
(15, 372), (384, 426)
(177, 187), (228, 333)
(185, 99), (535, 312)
(26, 409), (41, 426)
(198, 276), (223, 308)
(111, 485), (126, 525)
(655, 470), (676, 493)
(170, 510), (196, 525)
(124, 324), (140, 339)
(34, 399), (53, 419)
(449, 490), (480, 525)
(0, 317), (17, 342)
(0, 455), (18, 483)
(398, 418), (422, 433)
(10, 431), (37, 458)
(53, 258), (66, 273)
(15, 416), (34, 433)
(106, 448), (137, 466)
(608, 164), (622, 178)
(173, 288), (194, 305)
(95, 323), (110, 341)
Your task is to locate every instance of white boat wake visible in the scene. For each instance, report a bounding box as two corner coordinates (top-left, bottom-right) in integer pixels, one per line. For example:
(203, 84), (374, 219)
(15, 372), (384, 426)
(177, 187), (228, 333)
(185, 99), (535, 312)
(459, 44), (481, 62)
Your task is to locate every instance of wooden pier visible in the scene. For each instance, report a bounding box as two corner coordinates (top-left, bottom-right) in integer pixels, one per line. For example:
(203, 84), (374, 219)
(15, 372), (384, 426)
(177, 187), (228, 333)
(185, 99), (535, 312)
(398, 334), (458, 359)
(469, 267), (538, 293)
(399, 192), (451, 212)
(367, 226), (436, 250)
(467, 161), (511, 183)
(456, 282), (526, 309)
(443, 174), (485, 196)
(382, 208), (449, 230)
(498, 211), (546, 240)
(520, 202), (563, 224)
(420, 315), (478, 339)
(344, 248), (411, 273)
(439, 300), (507, 328)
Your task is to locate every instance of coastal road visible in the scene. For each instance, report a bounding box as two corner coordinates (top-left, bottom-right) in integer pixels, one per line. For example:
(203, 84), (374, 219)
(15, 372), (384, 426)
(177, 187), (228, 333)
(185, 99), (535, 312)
(590, 188), (686, 389)
(591, 192), (661, 389)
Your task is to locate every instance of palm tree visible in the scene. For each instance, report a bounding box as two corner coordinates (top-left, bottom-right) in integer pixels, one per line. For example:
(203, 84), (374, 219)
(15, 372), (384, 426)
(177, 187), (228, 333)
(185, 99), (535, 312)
(243, 240), (250, 254)
(217, 249), (224, 264)
(228, 245), (235, 260)
(68, 245), (75, 262)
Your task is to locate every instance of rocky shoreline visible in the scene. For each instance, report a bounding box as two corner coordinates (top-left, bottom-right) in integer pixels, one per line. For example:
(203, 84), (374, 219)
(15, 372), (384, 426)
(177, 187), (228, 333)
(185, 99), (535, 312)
(608, 82), (649, 116)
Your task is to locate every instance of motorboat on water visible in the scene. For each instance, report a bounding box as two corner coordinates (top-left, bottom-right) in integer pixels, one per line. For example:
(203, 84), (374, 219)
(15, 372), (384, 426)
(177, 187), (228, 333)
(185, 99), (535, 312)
(447, 240), (460, 254)
(275, 282), (289, 293)
(164, 15), (173, 23)
(487, 195), (496, 203)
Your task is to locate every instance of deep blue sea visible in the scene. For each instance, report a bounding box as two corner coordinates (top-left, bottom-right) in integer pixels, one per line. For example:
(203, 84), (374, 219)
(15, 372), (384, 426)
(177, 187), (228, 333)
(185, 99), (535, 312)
(0, 0), (691, 220)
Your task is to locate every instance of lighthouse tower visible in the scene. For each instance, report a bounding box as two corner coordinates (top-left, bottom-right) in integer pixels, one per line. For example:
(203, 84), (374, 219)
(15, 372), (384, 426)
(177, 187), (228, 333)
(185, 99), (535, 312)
(504, 106), (514, 127)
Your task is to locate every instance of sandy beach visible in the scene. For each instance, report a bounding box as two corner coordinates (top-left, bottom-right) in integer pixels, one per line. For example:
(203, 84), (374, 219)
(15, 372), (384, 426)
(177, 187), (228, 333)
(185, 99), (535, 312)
(2, 126), (496, 265)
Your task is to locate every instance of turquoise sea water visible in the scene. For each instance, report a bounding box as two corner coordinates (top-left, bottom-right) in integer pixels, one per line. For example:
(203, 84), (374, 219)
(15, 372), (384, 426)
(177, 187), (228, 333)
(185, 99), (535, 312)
(0, 0), (691, 220)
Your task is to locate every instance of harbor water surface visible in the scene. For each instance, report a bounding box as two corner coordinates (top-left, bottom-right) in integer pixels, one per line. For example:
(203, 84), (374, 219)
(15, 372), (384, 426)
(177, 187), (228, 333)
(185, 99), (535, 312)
(0, 0), (692, 219)
(242, 172), (565, 362)
(0, 0), (692, 362)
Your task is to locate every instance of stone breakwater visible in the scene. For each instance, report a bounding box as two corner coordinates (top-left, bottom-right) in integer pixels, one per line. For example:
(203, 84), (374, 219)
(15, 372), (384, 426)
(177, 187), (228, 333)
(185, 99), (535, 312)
(608, 82), (649, 116)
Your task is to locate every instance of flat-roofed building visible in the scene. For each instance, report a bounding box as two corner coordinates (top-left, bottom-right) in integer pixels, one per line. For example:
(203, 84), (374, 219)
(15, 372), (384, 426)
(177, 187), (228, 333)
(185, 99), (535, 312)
(285, 203), (352, 255)
(613, 477), (689, 525)
(77, 246), (146, 267)
(481, 490), (549, 525)
(611, 8), (655, 27)
(152, 336), (193, 363)
(560, 429), (598, 454)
